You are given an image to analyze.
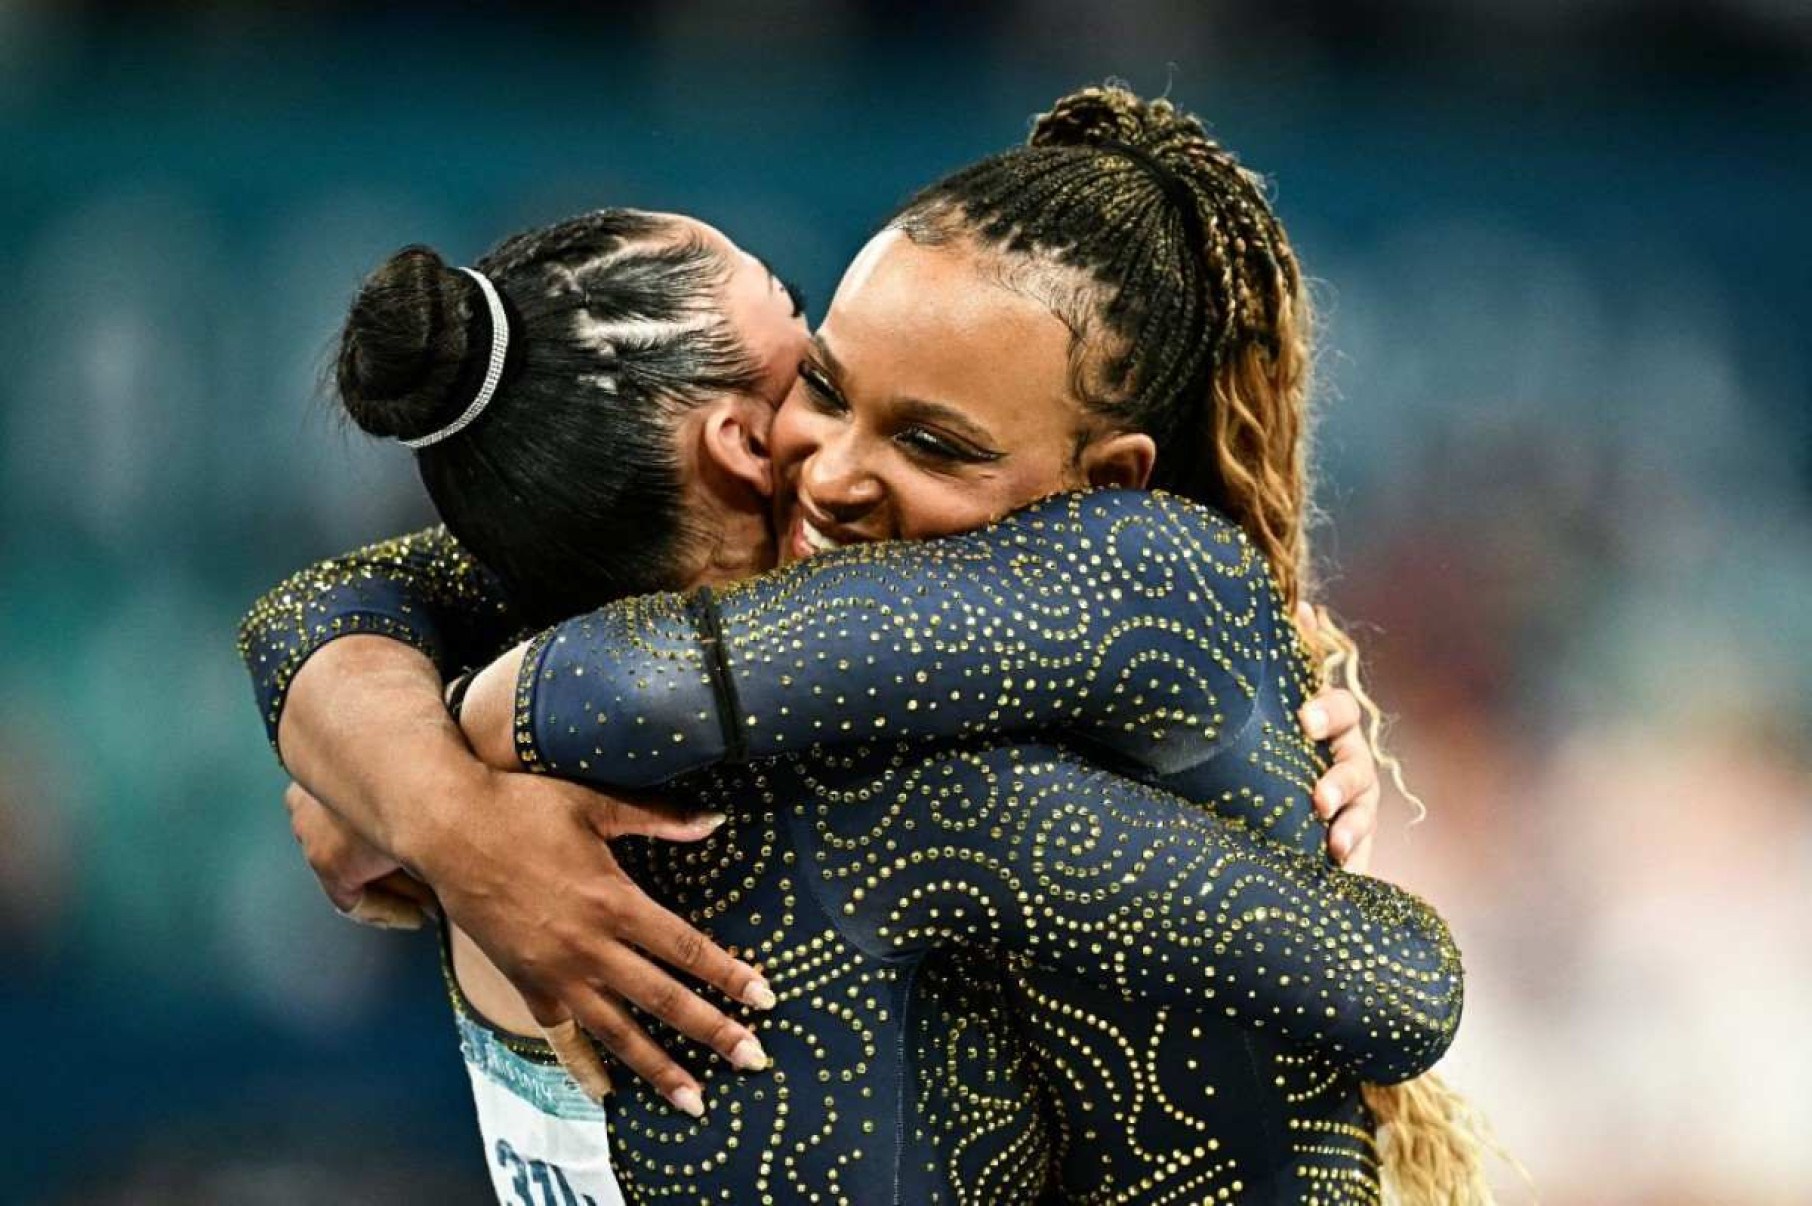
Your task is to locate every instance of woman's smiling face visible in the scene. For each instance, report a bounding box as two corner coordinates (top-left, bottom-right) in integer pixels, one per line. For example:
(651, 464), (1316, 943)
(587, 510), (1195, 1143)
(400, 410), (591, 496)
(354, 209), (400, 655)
(770, 228), (1118, 563)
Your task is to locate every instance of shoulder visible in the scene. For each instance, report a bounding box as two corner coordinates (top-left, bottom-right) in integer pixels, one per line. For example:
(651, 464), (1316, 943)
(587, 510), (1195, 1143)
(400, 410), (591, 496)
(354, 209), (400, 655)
(1014, 490), (1271, 594)
(1013, 488), (1245, 544)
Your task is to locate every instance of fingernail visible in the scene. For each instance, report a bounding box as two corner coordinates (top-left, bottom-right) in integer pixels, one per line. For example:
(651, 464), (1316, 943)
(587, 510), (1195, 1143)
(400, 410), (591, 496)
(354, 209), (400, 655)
(744, 978), (777, 1010)
(698, 812), (729, 831)
(671, 1086), (705, 1118)
(1302, 704), (1327, 738)
(1331, 835), (1350, 862)
(731, 1037), (770, 1071)
(1321, 783), (1343, 812)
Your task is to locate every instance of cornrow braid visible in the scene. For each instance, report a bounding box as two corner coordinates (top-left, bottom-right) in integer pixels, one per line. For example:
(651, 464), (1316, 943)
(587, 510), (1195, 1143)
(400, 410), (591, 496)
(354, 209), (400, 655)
(892, 83), (1309, 607)
(895, 83), (1503, 1202)
(336, 208), (765, 625)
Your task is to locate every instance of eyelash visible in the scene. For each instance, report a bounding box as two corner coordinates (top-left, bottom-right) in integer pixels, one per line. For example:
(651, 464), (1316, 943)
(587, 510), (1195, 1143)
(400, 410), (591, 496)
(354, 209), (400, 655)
(799, 361), (845, 413)
(796, 359), (1001, 466)
(898, 428), (980, 464)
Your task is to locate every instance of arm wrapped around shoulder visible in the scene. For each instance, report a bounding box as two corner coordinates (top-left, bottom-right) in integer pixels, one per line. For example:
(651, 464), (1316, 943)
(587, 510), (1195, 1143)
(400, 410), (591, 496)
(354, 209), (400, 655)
(236, 526), (518, 750)
(517, 489), (1285, 789)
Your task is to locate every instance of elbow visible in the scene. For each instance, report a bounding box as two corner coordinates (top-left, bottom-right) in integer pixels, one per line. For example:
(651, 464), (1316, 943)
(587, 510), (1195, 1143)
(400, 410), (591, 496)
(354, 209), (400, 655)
(235, 591), (296, 752)
(234, 583), (289, 675)
(1421, 959), (1467, 1074)
(1365, 951), (1466, 1085)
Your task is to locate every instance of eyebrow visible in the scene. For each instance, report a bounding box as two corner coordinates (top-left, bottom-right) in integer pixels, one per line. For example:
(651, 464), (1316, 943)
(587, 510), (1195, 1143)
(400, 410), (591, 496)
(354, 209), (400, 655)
(809, 334), (1002, 450)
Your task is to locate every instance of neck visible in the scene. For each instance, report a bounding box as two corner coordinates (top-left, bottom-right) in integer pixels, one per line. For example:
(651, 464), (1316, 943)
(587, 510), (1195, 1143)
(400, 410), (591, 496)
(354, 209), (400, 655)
(687, 514), (772, 590)
(672, 401), (780, 591)
(682, 478), (776, 591)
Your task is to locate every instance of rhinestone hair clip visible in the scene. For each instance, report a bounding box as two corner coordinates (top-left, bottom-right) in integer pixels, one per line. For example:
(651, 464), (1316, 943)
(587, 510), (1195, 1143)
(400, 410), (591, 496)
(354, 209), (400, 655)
(400, 267), (510, 451)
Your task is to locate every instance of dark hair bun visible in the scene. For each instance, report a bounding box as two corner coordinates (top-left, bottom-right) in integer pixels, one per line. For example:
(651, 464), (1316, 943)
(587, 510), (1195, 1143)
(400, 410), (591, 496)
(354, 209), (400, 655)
(335, 244), (474, 442)
(1029, 83), (1212, 164)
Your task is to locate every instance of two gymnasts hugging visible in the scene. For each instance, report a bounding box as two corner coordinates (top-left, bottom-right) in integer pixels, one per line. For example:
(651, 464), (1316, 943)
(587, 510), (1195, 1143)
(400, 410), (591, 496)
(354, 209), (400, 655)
(241, 83), (1484, 1204)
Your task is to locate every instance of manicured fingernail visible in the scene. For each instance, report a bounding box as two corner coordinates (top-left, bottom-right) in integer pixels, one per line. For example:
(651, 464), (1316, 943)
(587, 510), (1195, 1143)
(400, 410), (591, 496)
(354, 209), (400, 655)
(1302, 705), (1327, 738)
(671, 1086), (705, 1118)
(698, 812), (729, 831)
(730, 1037), (770, 1071)
(1331, 835), (1350, 861)
(1321, 784), (1343, 813)
(744, 978), (777, 1010)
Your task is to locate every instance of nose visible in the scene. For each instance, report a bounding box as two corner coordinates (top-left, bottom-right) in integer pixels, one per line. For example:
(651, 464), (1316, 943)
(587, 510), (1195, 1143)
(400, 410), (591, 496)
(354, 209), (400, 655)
(799, 426), (884, 523)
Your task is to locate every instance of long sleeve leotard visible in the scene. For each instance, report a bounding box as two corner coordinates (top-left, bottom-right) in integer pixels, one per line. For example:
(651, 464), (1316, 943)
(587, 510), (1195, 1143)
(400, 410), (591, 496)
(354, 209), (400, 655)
(239, 489), (1462, 1204)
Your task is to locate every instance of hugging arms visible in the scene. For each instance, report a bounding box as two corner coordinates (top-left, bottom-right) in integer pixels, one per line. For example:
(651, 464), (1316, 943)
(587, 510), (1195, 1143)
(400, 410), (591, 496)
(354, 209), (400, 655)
(244, 488), (1455, 1097)
(239, 79), (1482, 1199)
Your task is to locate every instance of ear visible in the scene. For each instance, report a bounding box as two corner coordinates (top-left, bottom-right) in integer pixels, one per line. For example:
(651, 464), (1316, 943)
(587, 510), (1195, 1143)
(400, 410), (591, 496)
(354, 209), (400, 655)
(1078, 430), (1156, 491)
(700, 396), (775, 499)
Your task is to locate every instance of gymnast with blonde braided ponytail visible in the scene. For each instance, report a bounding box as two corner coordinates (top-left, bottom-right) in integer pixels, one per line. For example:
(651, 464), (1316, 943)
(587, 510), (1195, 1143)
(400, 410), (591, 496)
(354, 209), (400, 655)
(241, 83), (1482, 1203)
(881, 80), (1496, 1202)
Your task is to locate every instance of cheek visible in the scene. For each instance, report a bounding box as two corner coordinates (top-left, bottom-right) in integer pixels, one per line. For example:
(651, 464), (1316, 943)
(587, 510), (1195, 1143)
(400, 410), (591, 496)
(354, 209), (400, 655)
(890, 473), (1022, 541)
(893, 453), (1077, 540)
(768, 390), (815, 472)
(762, 327), (810, 401)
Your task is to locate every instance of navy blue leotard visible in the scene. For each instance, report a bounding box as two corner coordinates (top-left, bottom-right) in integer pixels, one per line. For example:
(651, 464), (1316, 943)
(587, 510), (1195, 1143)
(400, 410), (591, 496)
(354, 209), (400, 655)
(240, 489), (1462, 1204)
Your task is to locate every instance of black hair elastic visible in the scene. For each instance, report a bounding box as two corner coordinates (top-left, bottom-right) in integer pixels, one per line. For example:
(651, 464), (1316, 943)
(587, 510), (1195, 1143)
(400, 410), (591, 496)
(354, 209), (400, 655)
(1099, 140), (1209, 265)
(439, 272), (529, 422)
(1097, 137), (1222, 412)
(404, 267), (526, 451)
(689, 587), (749, 764)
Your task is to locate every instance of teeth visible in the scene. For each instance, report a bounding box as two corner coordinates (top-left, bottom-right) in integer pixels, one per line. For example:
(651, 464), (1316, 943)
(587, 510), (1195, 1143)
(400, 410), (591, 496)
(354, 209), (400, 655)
(801, 518), (842, 553)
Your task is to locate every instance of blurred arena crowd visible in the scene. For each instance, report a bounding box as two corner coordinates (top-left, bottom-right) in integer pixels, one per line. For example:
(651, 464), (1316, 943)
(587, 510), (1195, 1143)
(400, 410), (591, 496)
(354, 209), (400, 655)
(1, 1), (1807, 1201)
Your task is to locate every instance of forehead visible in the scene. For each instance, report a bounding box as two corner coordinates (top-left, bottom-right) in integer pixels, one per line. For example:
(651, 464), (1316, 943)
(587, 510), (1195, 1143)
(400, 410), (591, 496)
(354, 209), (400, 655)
(653, 213), (764, 281)
(822, 230), (1080, 420)
(658, 213), (805, 390)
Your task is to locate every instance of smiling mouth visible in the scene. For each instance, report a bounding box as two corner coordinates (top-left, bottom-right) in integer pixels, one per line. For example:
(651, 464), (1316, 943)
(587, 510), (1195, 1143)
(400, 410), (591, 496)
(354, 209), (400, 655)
(784, 500), (864, 560)
(800, 517), (844, 554)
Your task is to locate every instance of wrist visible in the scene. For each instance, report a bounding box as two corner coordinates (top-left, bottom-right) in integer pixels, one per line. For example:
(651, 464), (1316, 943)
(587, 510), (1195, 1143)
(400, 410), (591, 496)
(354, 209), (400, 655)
(460, 643), (533, 771)
(380, 724), (495, 879)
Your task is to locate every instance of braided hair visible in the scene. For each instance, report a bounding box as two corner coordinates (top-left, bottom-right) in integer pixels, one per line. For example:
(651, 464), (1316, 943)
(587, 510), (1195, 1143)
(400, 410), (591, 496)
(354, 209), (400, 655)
(897, 84), (1504, 1203)
(336, 208), (765, 624)
(893, 84), (1311, 610)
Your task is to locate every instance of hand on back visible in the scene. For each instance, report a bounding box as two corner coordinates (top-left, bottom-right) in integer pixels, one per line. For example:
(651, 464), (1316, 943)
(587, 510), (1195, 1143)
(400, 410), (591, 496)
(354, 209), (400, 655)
(1296, 603), (1383, 875)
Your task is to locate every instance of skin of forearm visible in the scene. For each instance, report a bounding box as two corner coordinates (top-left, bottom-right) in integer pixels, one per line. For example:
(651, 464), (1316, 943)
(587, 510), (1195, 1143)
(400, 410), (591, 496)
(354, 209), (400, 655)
(276, 634), (488, 867)
(459, 641), (531, 770)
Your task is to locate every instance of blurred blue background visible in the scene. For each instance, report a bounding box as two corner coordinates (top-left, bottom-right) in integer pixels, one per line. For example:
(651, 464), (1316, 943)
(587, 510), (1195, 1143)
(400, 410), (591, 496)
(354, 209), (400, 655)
(1, 2), (1807, 1201)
